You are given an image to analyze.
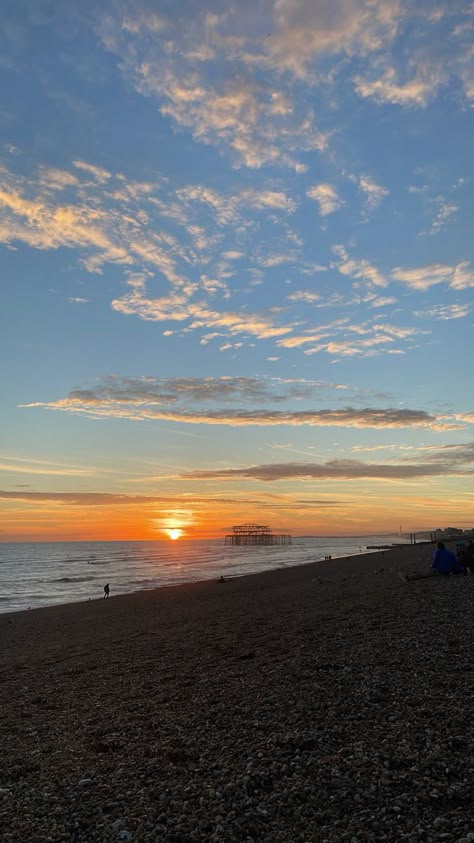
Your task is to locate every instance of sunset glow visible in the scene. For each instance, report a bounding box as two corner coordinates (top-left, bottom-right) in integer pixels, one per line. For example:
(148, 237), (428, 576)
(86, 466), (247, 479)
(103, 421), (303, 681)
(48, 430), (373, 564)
(1, 2), (473, 542)
(166, 529), (183, 541)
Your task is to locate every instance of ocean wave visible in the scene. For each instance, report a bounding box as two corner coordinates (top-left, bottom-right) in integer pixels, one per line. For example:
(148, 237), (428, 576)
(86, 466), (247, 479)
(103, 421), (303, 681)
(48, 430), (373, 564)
(126, 578), (159, 586)
(57, 557), (94, 564)
(86, 560), (111, 565)
(52, 576), (96, 583)
(24, 594), (59, 600)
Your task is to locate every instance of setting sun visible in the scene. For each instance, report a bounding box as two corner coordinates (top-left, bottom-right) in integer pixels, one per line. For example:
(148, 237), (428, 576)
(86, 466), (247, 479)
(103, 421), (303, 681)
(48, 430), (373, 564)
(166, 528), (183, 541)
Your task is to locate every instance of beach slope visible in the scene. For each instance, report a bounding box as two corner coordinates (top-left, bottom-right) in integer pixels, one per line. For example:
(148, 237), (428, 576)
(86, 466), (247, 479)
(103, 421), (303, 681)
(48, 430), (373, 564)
(0, 545), (473, 842)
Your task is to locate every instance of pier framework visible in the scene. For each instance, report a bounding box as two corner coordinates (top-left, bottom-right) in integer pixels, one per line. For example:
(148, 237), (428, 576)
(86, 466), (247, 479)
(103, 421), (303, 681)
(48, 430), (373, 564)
(224, 524), (292, 546)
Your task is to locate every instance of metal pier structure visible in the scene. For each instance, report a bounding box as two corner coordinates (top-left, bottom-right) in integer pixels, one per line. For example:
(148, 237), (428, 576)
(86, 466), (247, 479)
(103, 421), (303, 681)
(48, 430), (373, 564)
(224, 524), (292, 546)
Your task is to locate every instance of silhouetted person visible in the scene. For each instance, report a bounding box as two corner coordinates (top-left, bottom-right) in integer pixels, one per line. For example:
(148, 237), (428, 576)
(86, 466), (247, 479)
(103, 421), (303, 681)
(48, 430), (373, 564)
(103, 583), (110, 598)
(458, 539), (474, 573)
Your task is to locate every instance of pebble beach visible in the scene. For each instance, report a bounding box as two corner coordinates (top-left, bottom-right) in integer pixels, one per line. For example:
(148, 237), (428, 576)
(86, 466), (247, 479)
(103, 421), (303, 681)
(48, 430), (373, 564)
(0, 543), (473, 843)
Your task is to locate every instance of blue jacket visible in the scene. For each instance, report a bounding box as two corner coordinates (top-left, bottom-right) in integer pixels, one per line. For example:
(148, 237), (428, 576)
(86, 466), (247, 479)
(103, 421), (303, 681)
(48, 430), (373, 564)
(431, 547), (464, 574)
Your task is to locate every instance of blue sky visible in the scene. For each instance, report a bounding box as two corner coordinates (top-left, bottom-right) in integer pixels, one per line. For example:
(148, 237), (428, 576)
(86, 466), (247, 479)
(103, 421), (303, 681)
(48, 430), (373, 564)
(1, 0), (473, 541)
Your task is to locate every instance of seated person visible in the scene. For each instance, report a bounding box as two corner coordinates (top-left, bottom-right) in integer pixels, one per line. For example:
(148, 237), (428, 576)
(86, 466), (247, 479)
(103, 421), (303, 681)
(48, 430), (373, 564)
(399, 541), (465, 582)
(432, 541), (465, 575)
(458, 539), (474, 573)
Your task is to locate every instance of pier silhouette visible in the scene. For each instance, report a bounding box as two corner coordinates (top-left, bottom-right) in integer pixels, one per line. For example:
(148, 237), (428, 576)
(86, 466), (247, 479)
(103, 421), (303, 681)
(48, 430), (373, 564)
(224, 524), (292, 546)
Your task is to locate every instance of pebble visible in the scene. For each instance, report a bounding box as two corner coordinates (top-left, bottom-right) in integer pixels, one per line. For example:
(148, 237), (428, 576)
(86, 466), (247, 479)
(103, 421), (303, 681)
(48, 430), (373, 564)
(0, 553), (472, 842)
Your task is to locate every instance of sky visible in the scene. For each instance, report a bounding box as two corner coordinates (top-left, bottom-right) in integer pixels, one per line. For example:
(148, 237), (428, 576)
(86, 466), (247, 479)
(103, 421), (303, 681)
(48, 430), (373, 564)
(1, 0), (473, 542)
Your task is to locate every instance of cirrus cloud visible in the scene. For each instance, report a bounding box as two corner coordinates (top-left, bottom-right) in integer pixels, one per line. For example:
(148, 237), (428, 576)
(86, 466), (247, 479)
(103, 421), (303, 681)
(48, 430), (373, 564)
(392, 262), (474, 290)
(307, 183), (344, 216)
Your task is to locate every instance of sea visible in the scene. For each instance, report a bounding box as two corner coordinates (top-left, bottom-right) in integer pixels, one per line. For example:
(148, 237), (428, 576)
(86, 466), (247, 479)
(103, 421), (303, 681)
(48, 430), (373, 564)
(0, 534), (410, 615)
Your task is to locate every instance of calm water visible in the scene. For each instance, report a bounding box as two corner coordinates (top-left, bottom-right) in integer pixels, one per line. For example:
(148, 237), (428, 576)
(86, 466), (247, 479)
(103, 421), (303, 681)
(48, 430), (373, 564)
(0, 535), (409, 614)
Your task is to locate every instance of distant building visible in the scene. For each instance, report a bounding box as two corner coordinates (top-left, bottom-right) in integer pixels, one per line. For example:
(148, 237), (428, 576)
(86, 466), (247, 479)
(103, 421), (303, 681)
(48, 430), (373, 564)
(434, 526), (472, 541)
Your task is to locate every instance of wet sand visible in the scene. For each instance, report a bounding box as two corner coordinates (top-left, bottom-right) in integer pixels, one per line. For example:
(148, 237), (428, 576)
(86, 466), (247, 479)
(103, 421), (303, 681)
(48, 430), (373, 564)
(0, 543), (472, 841)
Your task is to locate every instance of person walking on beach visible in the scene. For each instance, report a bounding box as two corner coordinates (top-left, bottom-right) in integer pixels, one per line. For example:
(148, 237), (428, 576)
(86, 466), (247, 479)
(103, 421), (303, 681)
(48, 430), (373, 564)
(103, 583), (110, 598)
(399, 541), (465, 582)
